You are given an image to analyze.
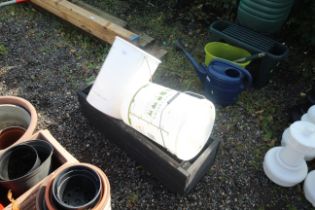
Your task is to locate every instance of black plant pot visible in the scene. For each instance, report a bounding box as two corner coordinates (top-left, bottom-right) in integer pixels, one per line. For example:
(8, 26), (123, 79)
(52, 165), (102, 210)
(23, 140), (54, 181)
(0, 144), (41, 196)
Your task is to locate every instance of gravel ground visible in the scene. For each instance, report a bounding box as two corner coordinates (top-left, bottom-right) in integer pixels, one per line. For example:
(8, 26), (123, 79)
(1, 3), (315, 210)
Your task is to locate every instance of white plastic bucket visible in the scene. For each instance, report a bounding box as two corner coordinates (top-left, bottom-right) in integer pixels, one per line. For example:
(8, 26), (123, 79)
(282, 105), (315, 160)
(87, 36), (161, 119)
(302, 105), (315, 124)
(121, 82), (216, 160)
(304, 170), (315, 207)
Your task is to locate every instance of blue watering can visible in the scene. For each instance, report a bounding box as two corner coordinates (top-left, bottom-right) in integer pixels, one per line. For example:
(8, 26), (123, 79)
(176, 40), (252, 106)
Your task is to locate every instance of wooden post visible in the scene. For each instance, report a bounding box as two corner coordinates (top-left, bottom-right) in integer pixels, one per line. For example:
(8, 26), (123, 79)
(70, 0), (127, 27)
(30, 0), (167, 58)
(30, 0), (139, 44)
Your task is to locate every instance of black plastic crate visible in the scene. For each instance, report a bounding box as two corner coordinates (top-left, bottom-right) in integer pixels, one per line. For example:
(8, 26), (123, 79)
(209, 20), (288, 88)
(77, 85), (220, 194)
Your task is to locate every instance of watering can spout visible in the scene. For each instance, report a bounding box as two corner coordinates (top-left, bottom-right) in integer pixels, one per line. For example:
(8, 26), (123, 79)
(176, 40), (252, 106)
(175, 40), (207, 79)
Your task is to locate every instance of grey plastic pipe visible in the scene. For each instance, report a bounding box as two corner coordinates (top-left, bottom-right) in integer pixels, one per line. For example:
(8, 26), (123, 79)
(0, 0), (28, 8)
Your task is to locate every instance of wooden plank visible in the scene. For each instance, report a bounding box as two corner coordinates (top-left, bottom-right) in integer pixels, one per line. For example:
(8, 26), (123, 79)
(70, 0), (127, 27)
(145, 43), (168, 59)
(128, 26), (155, 48)
(136, 33), (155, 48)
(30, 0), (167, 57)
(128, 27), (166, 57)
(30, 0), (140, 44)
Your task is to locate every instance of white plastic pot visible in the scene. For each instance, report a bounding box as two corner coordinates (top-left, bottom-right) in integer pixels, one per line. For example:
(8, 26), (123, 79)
(301, 105), (315, 124)
(121, 82), (216, 160)
(87, 36), (161, 119)
(304, 170), (315, 207)
(264, 121), (315, 187)
(282, 105), (315, 160)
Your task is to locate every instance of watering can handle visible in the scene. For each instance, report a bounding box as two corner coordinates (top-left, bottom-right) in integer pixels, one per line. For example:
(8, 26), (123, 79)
(239, 68), (252, 89)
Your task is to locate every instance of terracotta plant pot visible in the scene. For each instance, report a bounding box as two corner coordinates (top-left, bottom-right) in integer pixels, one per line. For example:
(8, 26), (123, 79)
(43, 163), (111, 210)
(0, 96), (37, 150)
(36, 185), (47, 210)
(44, 174), (57, 210)
(86, 164), (111, 210)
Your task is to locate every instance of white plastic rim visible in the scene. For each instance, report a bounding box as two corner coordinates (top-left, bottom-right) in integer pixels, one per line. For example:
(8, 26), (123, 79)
(285, 121), (315, 154)
(282, 107), (315, 160)
(304, 170), (315, 207)
(121, 82), (216, 160)
(281, 128), (289, 146)
(87, 36), (161, 119)
(282, 127), (315, 161)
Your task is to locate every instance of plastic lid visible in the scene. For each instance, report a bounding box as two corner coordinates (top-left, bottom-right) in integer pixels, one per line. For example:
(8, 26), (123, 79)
(302, 105), (315, 124)
(288, 121), (315, 150)
(263, 147), (308, 187)
(304, 170), (315, 207)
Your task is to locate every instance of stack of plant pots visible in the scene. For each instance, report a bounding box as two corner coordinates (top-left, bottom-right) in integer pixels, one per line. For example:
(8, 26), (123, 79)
(37, 163), (111, 210)
(0, 96), (112, 209)
(0, 140), (54, 197)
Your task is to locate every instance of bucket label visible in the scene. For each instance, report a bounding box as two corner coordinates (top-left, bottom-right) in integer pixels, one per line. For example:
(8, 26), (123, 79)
(128, 85), (177, 146)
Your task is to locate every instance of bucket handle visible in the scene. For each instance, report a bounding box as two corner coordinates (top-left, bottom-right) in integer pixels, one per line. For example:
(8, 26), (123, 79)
(159, 92), (182, 149)
(184, 91), (206, 99)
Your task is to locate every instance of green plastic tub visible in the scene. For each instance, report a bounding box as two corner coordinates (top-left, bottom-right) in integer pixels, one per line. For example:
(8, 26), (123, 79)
(204, 42), (251, 67)
(237, 0), (295, 33)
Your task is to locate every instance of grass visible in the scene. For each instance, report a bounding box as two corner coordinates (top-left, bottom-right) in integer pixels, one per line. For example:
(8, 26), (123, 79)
(286, 204), (298, 210)
(0, 43), (8, 56)
(238, 89), (288, 169)
(126, 192), (139, 208)
(238, 90), (286, 143)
